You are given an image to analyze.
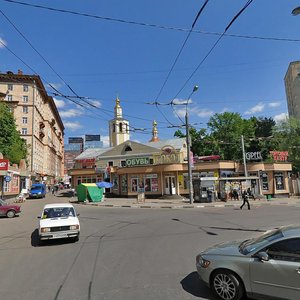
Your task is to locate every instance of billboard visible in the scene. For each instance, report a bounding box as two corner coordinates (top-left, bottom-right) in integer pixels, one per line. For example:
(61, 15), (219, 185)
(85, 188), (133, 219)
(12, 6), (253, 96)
(85, 135), (101, 142)
(0, 159), (9, 171)
(69, 137), (84, 144)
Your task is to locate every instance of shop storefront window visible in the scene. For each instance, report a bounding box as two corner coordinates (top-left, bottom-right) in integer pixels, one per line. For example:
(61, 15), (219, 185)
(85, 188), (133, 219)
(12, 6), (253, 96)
(131, 178), (138, 192)
(121, 175), (127, 192)
(275, 172), (284, 190)
(261, 173), (269, 191)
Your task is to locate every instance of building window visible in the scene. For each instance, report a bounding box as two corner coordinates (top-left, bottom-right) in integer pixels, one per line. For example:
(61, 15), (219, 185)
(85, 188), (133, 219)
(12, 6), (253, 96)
(23, 106), (28, 113)
(261, 172), (269, 191)
(119, 122), (123, 132)
(108, 161), (113, 167)
(7, 84), (13, 91)
(7, 95), (12, 101)
(131, 178), (138, 192)
(275, 172), (285, 190)
(23, 84), (29, 92)
(121, 160), (126, 167)
(21, 128), (28, 135)
(112, 123), (115, 133)
(22, 117), (28, 124)
(23, 96), (28, 102)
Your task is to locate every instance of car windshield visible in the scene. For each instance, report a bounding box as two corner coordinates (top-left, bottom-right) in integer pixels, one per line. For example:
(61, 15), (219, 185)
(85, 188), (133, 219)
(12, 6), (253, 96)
(42, 207), (75, 219)
(0, 199), (7, 206)
(31, 186), (42, 191)
(239, 228), (284, 255)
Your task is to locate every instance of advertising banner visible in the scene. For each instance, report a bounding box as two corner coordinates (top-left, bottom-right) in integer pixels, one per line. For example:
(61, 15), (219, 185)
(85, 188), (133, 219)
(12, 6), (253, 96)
(0, 159), (9, 171)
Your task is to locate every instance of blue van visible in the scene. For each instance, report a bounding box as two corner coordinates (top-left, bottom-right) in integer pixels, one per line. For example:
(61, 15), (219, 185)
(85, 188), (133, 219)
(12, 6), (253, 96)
(29, 183), (46, 199)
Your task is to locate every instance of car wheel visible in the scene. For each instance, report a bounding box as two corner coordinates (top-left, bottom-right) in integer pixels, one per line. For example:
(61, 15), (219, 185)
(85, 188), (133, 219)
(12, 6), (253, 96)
(210, 270), (245, 300)
(6, 210), (16, 218)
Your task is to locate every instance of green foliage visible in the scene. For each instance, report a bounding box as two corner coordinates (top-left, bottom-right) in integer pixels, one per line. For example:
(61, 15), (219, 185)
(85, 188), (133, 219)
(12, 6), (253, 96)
(272, 117), (300, 172)
(0, 102), (27, 164)
(207, 112), (255, 160)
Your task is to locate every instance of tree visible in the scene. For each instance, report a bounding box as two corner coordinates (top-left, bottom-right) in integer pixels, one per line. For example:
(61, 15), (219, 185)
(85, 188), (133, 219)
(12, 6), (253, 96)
(248, 117), (276, 159)
(174, 127), (210, 156)
(272, 117), (300, 172)
(0, 102), (27, 164)
(207, 112), (256, 160)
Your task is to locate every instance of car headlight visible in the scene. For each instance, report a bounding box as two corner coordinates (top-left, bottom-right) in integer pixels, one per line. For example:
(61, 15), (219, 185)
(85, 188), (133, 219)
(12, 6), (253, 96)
(196, 255), (211, 268)
(70, 225), (79, 230)
(41, 227), (50, 233)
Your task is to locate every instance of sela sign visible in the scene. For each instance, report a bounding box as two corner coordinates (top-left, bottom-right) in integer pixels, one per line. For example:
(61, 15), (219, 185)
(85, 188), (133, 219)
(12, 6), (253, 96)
(246, 152), (262, 161)
(0, 159), (9, 171)
(126, 157), (150, 167)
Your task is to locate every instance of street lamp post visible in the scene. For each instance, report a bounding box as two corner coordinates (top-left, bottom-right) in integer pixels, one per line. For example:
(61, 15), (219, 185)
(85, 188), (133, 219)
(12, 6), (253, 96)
(292, 6), (300, 15)
(186, 85), (198, 204)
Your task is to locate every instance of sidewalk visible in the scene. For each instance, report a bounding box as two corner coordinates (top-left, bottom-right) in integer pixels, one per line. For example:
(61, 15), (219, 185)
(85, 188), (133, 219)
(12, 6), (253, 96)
(72, 195), (300, 209)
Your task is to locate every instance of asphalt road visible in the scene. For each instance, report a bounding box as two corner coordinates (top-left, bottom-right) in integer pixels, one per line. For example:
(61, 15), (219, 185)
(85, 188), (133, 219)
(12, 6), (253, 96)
(1, 192), (299, 300)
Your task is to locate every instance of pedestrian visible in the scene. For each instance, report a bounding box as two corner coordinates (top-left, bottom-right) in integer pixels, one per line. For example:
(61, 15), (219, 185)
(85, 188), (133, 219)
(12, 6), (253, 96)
(51, 186), (54, 195)
(240, 190), (251, 210)
(232, 189), (239, 200)
(54, 185), (59, 196)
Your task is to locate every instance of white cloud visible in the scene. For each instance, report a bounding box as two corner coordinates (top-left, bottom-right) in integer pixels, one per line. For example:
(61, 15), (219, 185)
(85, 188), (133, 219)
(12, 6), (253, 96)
(47, 82), (62, 90)
(174, 106), (214, 118)
(64, 121), (83, 131)
(0, 38), (7, 48)
(172, 98), (192, 105)
(220, 107), (230, 113)
(60, 108), (84, 118)
(273, 112), (288, 123)
(268, 101), (281, 108)
(101, 135), (110, 147)
(53, 98), (65, 109)
(245, 102), (265, 115)
(89, 99), (102, 108)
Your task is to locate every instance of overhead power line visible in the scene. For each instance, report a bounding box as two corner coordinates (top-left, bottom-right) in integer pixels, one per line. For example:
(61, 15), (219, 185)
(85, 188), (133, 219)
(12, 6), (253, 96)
(154, 0), (209, 126)
(2, 0), (300, 43)
(173, 0), (254, 99)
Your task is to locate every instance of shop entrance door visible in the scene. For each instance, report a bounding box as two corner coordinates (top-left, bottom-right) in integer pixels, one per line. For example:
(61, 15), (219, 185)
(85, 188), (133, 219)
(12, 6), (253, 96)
(165, 176), (176, 195)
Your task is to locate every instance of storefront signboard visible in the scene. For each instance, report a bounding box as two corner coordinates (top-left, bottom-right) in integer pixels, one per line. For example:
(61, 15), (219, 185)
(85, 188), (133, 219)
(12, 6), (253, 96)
(246, 152), (262, 160)
(0, 159), (9, 171)
(270, 151), (288, 161)
(4, 175), (11, 182)
(153, 151), (181, 165)
(126, 157), (150, 167)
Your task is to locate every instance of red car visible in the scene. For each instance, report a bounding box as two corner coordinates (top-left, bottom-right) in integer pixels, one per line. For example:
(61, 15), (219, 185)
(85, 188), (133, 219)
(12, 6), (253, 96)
(0, 199), (21, 218)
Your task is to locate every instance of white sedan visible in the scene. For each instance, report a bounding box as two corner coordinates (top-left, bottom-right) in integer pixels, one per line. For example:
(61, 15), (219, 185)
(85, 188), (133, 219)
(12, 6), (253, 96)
(38, 203), (80, 244)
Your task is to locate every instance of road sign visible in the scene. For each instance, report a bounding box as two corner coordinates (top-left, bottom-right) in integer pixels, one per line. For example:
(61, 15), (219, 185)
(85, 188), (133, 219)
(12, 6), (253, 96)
(4, 176), (12, 182)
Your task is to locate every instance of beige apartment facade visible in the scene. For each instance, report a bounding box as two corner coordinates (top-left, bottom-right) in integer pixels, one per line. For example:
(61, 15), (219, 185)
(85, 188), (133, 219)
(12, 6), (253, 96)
(0, 70), (64, 185)
(284, 61), (300, 119)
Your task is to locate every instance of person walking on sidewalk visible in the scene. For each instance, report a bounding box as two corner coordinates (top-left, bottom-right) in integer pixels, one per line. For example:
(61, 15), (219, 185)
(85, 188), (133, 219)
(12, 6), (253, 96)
(240, 190), (250, 210)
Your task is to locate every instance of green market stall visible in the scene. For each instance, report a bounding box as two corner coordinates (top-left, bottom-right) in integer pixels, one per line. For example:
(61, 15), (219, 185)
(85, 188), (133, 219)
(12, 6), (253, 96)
(76, 183), (103, 202)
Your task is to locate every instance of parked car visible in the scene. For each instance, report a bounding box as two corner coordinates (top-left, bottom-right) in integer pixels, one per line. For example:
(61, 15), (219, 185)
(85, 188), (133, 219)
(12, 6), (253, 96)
(38, 203), (80, 244)
(0, 199), (21, 218)
(196, 224), (300, 300)
(29, 183), (46, 199)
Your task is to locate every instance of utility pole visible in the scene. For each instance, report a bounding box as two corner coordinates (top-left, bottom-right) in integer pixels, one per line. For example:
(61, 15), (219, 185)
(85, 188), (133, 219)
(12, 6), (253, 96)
(186, 111), (194, 204)
(241, 135), (248, 177)
(185, 85), (198, 204)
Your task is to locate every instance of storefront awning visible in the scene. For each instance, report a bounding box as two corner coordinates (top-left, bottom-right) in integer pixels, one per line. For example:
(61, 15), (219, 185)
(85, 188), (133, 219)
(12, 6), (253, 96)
(219, 176), (259, 180)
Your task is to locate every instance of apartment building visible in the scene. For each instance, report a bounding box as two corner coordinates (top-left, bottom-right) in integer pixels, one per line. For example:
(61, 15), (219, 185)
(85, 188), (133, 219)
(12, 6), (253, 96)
(0, 70), (64, 184)
(284, 61), (300, 118)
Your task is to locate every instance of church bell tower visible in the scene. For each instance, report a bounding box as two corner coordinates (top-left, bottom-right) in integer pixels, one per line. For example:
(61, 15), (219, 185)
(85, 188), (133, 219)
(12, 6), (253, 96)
(109, 97), (130, 147)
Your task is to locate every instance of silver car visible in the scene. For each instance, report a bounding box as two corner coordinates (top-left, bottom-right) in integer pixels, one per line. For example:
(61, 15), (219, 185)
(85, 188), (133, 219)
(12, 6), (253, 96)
(196, 225), (300, 300)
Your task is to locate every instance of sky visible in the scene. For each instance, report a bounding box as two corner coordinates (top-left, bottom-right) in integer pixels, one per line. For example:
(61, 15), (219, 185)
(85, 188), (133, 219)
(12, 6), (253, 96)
(1, 0), (300, 147)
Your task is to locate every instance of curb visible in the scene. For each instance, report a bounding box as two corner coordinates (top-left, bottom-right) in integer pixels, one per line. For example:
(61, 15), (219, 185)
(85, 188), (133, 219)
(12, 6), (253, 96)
(75, 200), (300, 209)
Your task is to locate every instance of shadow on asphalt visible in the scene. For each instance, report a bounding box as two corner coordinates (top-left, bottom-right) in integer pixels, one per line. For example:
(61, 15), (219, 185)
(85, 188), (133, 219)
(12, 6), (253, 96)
(31, 228), (77, 247)
(180, 271), (211, 299)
